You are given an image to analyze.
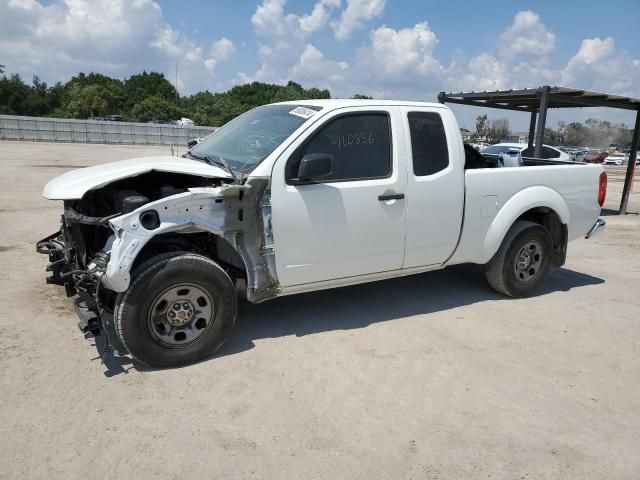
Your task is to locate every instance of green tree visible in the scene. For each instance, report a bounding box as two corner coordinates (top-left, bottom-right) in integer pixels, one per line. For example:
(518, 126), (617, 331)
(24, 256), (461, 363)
(473, 114), (488, 142)
(556, 121), (567, 144)
(124, 71), (177, 110)
(0, 73), (30, 114)
(352, 94), (373, 99)
(0, 66), (333, 125)
(485, 118), (510, 143)
(544, 128), (559, 145)
(65, 84), (120, 118)
(63, 72), (125, 116)
(565, 122), (588, 146)
(130, 96), (183, 122)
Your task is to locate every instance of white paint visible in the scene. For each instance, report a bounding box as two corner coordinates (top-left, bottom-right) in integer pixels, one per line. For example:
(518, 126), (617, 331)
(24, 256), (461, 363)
(270, 105), (407, 286)
(42, 99), (604, 300)
(42, 156), (230, 200)
(399, 105), (465, 269)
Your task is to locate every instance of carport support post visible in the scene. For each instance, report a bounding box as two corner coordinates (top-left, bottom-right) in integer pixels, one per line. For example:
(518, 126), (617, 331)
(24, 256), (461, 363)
(619, 110), (640, 214)
(528, 111), (537, 149)
(534, 86), (550, 158)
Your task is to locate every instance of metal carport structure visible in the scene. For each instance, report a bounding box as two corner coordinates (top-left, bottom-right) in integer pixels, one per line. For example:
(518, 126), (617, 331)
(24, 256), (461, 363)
(438, 86), (640, 214)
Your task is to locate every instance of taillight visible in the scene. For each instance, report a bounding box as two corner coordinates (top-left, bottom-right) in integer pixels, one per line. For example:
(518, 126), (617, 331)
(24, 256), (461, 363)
(598, 171), (607, 207)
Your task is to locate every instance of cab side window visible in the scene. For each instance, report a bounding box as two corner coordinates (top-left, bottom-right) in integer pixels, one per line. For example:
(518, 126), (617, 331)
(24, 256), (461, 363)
(287, 113), (391, 182)
(408, 112), (449, 176)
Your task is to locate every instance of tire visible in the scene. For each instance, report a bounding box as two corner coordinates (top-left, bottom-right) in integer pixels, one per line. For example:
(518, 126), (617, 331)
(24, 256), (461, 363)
(484, 220), (553, 298)
(115, 253), (237, 368)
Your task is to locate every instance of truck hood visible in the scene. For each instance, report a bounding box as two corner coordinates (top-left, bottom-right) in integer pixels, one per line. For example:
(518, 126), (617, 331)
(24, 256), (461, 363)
(42, 155), (231, 200)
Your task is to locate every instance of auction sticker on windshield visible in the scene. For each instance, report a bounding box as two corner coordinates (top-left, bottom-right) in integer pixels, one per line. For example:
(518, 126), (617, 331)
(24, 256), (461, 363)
(289, 106), (317, 119)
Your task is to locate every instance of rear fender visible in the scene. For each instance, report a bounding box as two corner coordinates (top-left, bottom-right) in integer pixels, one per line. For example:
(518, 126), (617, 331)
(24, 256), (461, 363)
(480, 186), (570, 264)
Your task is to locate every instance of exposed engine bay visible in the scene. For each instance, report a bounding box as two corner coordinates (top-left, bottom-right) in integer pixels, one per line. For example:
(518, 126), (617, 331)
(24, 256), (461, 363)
(37, 170), (279, 343)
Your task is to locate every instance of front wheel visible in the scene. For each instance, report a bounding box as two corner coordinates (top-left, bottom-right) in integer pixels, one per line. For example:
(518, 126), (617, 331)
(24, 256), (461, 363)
(114, 253), (237, 368)
(484, 221), (553, 297)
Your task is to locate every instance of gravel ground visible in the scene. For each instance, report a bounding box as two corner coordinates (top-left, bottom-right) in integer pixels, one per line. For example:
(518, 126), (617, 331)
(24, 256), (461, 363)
(1, 141), (639, 480)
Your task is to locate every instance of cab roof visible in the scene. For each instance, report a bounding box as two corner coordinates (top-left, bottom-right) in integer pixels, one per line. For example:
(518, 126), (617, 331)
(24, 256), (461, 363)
(274, 99), (448, 110)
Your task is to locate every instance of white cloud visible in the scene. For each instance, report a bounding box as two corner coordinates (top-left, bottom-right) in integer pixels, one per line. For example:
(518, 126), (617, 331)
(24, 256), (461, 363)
(3, 0), (638, 127)
(332, 0), (386, 40)
(363, 22), (441, 77)
(450, 10), (558, 91)
(500, 10), (555, 58)
(457, 53), (507, 91)
(251, 0), (340, 39)
(561, 37), (640, 95)
(289, 44), (349, 86)
(251, 0), (296, 38)
(204, 38), (236, 71)
(0, 0), (234, 93)
(248, 0), (345, 85)
(300, 0), (341, 33)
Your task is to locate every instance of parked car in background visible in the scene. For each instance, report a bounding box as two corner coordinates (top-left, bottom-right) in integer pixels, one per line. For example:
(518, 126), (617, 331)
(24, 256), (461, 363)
(186, 137), (203, 149)
(603, 153), (628, 165)
(483, 143), (571, 161)
(622, 150), (640, 165)
(176, 117), (195, 127)
(88, 115), (123, 121)
(585, 150), (608, 163)
(572, 150), (587, 162)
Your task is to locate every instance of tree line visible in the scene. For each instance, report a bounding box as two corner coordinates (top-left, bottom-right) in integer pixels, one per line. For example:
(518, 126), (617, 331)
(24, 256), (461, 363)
(471, 114), (633, 148)
(0, 68), (341, 126)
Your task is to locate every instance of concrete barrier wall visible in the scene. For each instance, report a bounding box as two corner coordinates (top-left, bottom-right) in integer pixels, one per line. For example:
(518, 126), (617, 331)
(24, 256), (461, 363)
(0, 114), (217, 146)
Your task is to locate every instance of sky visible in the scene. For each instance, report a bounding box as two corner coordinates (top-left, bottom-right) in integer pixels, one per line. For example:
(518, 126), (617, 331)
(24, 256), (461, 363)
(1, 0), (639, 129)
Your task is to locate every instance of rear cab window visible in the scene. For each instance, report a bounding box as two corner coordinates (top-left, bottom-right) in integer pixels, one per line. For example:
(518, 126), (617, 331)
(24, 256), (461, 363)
(407, 112), (449, 176)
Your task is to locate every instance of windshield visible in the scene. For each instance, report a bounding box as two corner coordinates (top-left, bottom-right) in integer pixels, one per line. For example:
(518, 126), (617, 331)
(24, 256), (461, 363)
(190, 104), (321, 174)
(482, 145), (520, 154)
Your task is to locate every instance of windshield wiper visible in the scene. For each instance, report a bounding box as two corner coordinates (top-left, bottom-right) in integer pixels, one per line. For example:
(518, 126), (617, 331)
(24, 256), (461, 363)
(185, 151), (241, 183)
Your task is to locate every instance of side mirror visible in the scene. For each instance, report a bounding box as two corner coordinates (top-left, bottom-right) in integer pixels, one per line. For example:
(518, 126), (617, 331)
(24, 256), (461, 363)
(294, 153), (333, 184)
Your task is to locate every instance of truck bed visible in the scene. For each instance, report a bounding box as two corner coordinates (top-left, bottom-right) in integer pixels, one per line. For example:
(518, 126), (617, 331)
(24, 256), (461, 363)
(449, 163), (603, 265)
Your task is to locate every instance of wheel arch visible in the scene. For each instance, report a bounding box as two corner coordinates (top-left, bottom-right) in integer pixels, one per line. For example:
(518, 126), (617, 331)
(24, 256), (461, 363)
(102, 178), (279, 303)
(481, 186), (570, 265)
(131, 231), (246, 277)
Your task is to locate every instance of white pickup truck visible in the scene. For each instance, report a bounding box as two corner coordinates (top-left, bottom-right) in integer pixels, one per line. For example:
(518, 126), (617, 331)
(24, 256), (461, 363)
(37, 100), (607, 367)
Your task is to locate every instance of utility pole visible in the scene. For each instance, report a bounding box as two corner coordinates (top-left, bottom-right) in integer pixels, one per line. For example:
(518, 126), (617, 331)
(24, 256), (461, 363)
(175, 60), (178, 106)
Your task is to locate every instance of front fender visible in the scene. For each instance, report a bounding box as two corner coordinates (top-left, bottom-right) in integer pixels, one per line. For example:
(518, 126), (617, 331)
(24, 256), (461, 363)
(479, 186), (570, 264)
(102, 187), (241, 292)
(100, 179), (279, 303)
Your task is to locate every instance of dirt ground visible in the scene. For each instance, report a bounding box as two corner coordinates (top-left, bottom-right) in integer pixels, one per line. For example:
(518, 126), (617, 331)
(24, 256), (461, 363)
(1, 141), (639, 480)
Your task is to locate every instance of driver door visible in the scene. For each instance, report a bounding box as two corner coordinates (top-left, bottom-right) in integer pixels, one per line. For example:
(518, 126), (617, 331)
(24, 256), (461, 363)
(270, 107), (408, 287)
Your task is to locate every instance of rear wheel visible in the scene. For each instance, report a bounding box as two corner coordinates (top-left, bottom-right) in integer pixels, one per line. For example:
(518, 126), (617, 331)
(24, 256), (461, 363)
(115, 253), (237, 368)
(485, 221), (553, 297)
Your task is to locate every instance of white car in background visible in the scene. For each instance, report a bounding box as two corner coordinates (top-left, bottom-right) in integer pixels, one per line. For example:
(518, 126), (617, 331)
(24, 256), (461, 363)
(482, 143), (571, 162)
(603, 153), (628, 166)
(176, 117), (195, 127)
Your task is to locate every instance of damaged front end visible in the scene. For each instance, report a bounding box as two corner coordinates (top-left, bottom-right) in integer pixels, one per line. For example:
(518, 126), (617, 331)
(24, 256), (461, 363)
(37, 175), (280, 344)
(36, 207), (115, 336)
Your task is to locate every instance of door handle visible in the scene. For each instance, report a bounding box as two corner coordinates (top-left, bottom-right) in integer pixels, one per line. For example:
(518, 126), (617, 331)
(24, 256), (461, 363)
(378, 192), (405, 201)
